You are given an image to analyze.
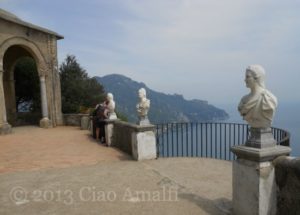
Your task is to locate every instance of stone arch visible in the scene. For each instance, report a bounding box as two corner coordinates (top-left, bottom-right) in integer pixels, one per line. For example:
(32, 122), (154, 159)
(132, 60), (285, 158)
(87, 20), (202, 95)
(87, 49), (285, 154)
(0, 36), (52, 130)
(1, 10), (64, 134)
(0, 36), (48, 76)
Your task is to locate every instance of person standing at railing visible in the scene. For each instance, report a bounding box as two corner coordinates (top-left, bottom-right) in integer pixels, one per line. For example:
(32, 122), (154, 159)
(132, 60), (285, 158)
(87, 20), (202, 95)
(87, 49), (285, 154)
(93, 100), (109, 143)
(238, 64), (277, 128)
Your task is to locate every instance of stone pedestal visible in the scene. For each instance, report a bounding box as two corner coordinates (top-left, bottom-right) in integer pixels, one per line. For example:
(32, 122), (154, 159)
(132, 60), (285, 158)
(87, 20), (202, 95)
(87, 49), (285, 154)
(0, 123), (12, 135)
(131, 124), (156, 161)
(231, 130), (291, 215)
(80, 115), (90, 130)
(137, 116), (150, 126)
(105, 119), (118, 147)
(40, 117), (52, 128)
(246, 128), (276, 148)
(108, 113), (117, 120)
(232, 158), (276, 215)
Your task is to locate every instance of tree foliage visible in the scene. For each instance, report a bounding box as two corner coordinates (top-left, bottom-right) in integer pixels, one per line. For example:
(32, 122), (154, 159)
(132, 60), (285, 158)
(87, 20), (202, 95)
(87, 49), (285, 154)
(14, 57), (41, 112)
(116, 111), (128, 122)
(60, 55), (105, 113)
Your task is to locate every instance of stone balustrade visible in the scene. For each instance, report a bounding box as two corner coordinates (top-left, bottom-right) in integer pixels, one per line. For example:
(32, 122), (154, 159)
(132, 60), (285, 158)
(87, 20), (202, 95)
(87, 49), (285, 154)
(63, 114), (90, 127)
(112, 120), (157, 161)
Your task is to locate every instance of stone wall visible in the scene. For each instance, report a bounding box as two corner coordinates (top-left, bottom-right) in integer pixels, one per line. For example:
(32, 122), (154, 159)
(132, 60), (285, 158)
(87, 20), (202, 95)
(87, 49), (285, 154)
(112, 121), (157, 160)
(275, 156), (300, 215)
(112, 121), (135, 155)
(63, 114), (89, 126)
(15, 112), (42, 126)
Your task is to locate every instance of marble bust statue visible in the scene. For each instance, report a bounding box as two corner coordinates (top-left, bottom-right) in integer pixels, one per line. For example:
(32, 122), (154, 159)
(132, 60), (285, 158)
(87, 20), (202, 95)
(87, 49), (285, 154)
(106, 93), (117, 119)
(238, 65), (277, 128)
(136, 88), (150, 124)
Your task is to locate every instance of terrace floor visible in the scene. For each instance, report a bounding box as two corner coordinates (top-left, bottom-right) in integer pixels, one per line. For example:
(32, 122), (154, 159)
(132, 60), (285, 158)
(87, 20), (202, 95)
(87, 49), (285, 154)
(0, 126), (232, 215)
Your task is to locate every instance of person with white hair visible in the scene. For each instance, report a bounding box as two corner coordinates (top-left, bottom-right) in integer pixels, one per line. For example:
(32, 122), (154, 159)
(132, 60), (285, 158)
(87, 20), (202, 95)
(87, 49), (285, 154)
(238, 65), (277, 128)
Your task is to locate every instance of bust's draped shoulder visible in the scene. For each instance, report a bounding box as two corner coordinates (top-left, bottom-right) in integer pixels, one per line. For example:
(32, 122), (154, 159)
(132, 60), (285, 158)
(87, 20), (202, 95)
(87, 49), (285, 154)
(261, 90), (277, 120)
(238, 90), (277, 127)
(239, 94), (256, 114)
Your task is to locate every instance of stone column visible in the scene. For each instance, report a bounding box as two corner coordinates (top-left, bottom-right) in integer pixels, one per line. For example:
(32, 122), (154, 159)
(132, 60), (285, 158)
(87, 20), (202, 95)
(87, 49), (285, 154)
(231, 129), (291, 215)
(39, 75), (52, 128)
(6, 74), (17, 125)
(0, 70), (12, 134)
(104, 119), (119, 147)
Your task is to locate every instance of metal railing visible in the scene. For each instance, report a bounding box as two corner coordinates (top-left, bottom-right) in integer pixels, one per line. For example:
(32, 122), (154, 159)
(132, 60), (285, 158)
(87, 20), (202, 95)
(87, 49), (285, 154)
(155, 122), (290, 160)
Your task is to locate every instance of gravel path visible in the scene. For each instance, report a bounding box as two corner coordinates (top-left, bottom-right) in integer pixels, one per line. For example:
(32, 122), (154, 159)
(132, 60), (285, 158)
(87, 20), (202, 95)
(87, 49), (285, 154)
(0, 158), (232, 215)
(0, 126), (130, 173)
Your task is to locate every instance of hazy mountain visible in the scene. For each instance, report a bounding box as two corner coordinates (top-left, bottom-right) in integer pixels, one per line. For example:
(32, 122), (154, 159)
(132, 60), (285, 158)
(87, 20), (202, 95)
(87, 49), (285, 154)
(95, 74), (229, 123)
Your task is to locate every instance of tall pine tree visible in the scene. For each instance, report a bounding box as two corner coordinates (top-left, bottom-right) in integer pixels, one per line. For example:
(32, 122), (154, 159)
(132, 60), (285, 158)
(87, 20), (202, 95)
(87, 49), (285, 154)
(59, 55), (105, 113)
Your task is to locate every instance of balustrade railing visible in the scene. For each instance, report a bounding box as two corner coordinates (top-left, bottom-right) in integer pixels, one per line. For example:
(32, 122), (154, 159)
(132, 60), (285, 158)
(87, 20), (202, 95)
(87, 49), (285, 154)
(155, 122), (290, 160)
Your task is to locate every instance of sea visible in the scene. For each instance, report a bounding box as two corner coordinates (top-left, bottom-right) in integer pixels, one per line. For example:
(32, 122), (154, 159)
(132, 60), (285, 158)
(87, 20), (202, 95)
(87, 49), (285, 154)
(220, 102), (300, 157)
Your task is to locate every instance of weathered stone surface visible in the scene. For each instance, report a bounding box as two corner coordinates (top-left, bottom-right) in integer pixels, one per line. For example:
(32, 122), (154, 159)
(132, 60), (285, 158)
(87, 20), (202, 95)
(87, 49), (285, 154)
(0, 123), (12, 134)
(112, 121), (134, 155)
(231, 144), (291, 215)
(39, 117), (52, 128)
(231, 145), (291, 162)
(63, 114), (89, 126)
(112, 120), (157, 160)
(104, 119), (118, 147)
(80, 116), (90, 130)
(233, 159), (277, 215)
(137, 117), (150, 126)
(246, 128), (276, 148)
(132, 131), (156, 161)
(274, 156), (300, 215)
(0, 9), (63, 130)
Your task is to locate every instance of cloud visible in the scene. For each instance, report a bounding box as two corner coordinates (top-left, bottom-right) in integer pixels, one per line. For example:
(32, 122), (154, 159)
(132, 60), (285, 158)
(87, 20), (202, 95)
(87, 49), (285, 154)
(1, 0), (300, 104)
(99, 0), (299, 102)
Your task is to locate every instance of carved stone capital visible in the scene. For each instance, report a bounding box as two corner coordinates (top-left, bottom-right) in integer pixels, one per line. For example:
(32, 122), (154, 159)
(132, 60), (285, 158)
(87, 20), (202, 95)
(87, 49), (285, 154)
(38, 65), (48, 77)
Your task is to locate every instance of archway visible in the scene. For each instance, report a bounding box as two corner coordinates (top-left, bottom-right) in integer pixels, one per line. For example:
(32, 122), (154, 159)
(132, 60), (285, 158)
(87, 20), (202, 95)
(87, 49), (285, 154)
(0, 39), (52, 131)
(1, 9), (64, 134)
(3, 46), (41, 126)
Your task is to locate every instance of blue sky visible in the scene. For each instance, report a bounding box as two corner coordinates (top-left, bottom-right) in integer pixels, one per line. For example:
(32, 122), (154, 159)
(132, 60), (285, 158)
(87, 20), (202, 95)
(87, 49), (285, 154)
(1, 0), (300, 105)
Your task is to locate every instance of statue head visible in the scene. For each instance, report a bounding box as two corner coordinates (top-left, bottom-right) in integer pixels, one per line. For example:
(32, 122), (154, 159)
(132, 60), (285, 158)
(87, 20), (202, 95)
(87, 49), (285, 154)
(107, 93), (113, 101)
(138, 88), (146, 99)
(245, 65), (266, 89)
